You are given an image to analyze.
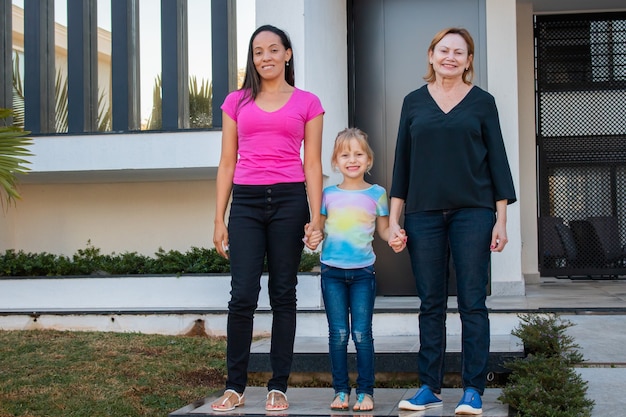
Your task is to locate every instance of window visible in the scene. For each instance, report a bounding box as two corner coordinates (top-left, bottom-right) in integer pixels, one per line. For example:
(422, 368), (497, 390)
(8, 0), (240, 135)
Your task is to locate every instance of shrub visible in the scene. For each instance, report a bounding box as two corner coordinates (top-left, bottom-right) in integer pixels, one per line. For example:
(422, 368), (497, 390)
(0, 243), (320, 277)
(499, 313), (594, 417)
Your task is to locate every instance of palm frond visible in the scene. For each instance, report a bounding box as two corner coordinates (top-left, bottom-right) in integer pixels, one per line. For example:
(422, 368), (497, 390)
(0, 109), (33, 206)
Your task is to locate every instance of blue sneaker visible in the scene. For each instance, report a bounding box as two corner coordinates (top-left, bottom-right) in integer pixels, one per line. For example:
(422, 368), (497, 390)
(398, 386), (443, 411)
(454, 388), (482, 415)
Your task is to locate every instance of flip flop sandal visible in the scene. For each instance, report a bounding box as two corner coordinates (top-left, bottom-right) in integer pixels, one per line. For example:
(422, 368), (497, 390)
(211, 389), (245, 412)
(353, 393), (374, 411)
(266, 389), (289, 411)
(330, 392), (350, 410)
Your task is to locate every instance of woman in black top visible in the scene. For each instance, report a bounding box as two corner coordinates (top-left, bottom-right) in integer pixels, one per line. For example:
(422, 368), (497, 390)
(389, 27), (516, 416)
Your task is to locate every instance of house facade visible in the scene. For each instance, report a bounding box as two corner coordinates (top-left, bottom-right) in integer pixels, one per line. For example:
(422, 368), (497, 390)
(2, 0), (625, 297)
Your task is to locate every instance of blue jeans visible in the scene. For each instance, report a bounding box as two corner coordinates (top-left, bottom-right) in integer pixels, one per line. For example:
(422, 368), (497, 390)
(321, 264), (376, 396)
(404, 208), (494, 394)
(226, 182), (309, 394)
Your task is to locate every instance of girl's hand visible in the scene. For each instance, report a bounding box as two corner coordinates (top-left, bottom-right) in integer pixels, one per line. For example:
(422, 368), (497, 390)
(213, 222), (229, 259)
(388, 229), (407, 253)
(303, 223), (324, 250)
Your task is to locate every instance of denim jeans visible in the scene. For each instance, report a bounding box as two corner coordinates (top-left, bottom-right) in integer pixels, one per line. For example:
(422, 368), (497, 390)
(321, 264), (376, 396)
(404, 208), (494, 394)
(225, 182), (309, 394)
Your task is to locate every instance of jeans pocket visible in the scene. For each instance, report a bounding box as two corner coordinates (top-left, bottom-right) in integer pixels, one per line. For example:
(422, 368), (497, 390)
(362, 264), (375, 275)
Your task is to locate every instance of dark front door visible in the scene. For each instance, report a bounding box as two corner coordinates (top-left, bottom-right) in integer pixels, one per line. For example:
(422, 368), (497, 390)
(349, 0), (487, 295)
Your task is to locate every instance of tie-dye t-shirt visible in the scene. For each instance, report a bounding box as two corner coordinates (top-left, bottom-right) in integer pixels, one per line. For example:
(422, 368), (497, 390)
(320, 184), (390, 269)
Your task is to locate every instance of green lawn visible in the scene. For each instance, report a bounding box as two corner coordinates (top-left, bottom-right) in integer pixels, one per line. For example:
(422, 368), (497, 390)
(0, 330), (227, 417)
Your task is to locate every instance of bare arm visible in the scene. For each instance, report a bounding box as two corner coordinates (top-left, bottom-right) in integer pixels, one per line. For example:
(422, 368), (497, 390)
(303, 114), (324, 237)
(377, 215), (407, 253)
(388, 197), (405, 239)
(212, 113), (238, 258)
(304, 215), (326, 251)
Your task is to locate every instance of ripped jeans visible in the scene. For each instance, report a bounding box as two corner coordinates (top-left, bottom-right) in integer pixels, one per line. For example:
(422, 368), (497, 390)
(321, 264), (376, 396)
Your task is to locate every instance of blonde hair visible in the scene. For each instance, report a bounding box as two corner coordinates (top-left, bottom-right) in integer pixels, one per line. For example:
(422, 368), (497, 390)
(331, 127), (374, 173)
(423, 27), (475, 85)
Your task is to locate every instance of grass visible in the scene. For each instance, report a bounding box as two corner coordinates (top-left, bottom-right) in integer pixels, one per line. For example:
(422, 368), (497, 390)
(0, 330), (227, 417)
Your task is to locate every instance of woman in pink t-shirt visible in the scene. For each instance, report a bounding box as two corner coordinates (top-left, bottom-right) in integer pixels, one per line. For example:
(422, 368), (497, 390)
(211, 24), (324, 412)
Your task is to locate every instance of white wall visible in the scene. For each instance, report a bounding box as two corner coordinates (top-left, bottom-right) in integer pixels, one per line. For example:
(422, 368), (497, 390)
(0, 207), (16, 252)
(25, 130), (222, 174)
(486, 0), (525, 295)
(10, 180), (216, 256)
(516, 2), (540, 283)
(3, 130), (223, 256)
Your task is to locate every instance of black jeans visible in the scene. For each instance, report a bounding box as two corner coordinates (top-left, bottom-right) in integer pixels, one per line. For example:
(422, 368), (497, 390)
(225, 182), (309, 393)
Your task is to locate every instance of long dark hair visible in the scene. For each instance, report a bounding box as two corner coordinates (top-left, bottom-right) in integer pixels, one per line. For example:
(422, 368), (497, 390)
(240, 25), (295, 103)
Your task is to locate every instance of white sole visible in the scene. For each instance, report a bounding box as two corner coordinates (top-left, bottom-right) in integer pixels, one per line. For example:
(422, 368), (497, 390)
(398, 399), (443, 411)
(454, 404), (482, 414)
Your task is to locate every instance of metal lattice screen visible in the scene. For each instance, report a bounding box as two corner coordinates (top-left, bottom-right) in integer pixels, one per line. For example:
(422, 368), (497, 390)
(536, 13), (626, 278)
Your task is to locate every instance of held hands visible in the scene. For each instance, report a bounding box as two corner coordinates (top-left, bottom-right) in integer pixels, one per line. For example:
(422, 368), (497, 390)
(388, 228), (408, 253)
(303, 222), (324, 250)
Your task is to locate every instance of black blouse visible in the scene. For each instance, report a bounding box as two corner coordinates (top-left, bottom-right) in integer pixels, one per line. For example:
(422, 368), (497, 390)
(390, 85), (517, 213)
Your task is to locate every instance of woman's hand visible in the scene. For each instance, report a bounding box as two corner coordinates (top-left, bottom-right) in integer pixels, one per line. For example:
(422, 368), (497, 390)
(491, 200), (508, 252)
(388, 229), (407, 253)
(303, 223), (323, 250)
(490, 222), (508, 252)
(213, 221), (229, 259)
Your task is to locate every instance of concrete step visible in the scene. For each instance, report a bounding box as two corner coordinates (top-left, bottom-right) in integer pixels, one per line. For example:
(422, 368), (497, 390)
(249, 334), (523, 375)
(249, 309), (524, 376)
(290, 310), (523, 337)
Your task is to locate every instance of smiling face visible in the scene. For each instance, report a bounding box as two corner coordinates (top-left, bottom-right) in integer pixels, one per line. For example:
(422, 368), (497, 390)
(334, 138), (372, 180)
(252, 31), (292, 82)
(429, 33), (473, 81)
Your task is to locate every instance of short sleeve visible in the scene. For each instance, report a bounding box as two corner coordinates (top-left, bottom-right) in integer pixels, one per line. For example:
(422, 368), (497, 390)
(220, 89), (247, 122)
(301, 90), (325, 122)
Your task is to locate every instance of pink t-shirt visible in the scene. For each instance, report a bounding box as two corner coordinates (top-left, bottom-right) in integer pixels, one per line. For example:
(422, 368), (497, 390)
(221, 88), (324, 185)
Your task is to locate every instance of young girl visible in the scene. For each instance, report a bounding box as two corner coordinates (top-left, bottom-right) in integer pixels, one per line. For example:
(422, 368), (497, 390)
(305, 128), (406, 412)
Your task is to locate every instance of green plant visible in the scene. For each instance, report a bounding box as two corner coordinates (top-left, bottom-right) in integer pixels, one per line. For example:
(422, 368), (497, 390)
(499, 314), (594, 417)
(189, 75), (213, 128)
(0, 108), (32, 206)
(12, 51), (111, 133)
(298, 251), (321, 272)
(511, 313), (584, 363)
(0, 242), (320, 277)
(146, 74), (213, 130)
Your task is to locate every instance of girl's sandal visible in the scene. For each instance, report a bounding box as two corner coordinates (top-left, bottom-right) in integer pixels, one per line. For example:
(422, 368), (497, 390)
(353, 393), (374, 411)
(330, 392), (350, 410)
(265, 389), (289, 411)
(211, 389), (245, 412)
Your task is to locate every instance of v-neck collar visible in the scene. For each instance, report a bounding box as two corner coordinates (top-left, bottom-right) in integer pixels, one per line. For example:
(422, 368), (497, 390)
(425, 84), (475, 115)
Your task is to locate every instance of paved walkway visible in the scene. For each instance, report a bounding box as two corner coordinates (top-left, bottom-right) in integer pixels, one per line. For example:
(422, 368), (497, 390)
(170, 387), (509, 416)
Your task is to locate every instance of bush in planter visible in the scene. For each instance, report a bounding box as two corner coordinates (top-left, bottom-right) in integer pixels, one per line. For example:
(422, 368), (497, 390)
(0, 243), (320, 276)
(498, 313), (594, 417)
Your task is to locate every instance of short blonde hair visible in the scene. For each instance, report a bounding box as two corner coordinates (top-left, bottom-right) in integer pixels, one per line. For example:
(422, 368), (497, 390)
(424, 27), (475, 85)
(331, 127), (374, 172)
